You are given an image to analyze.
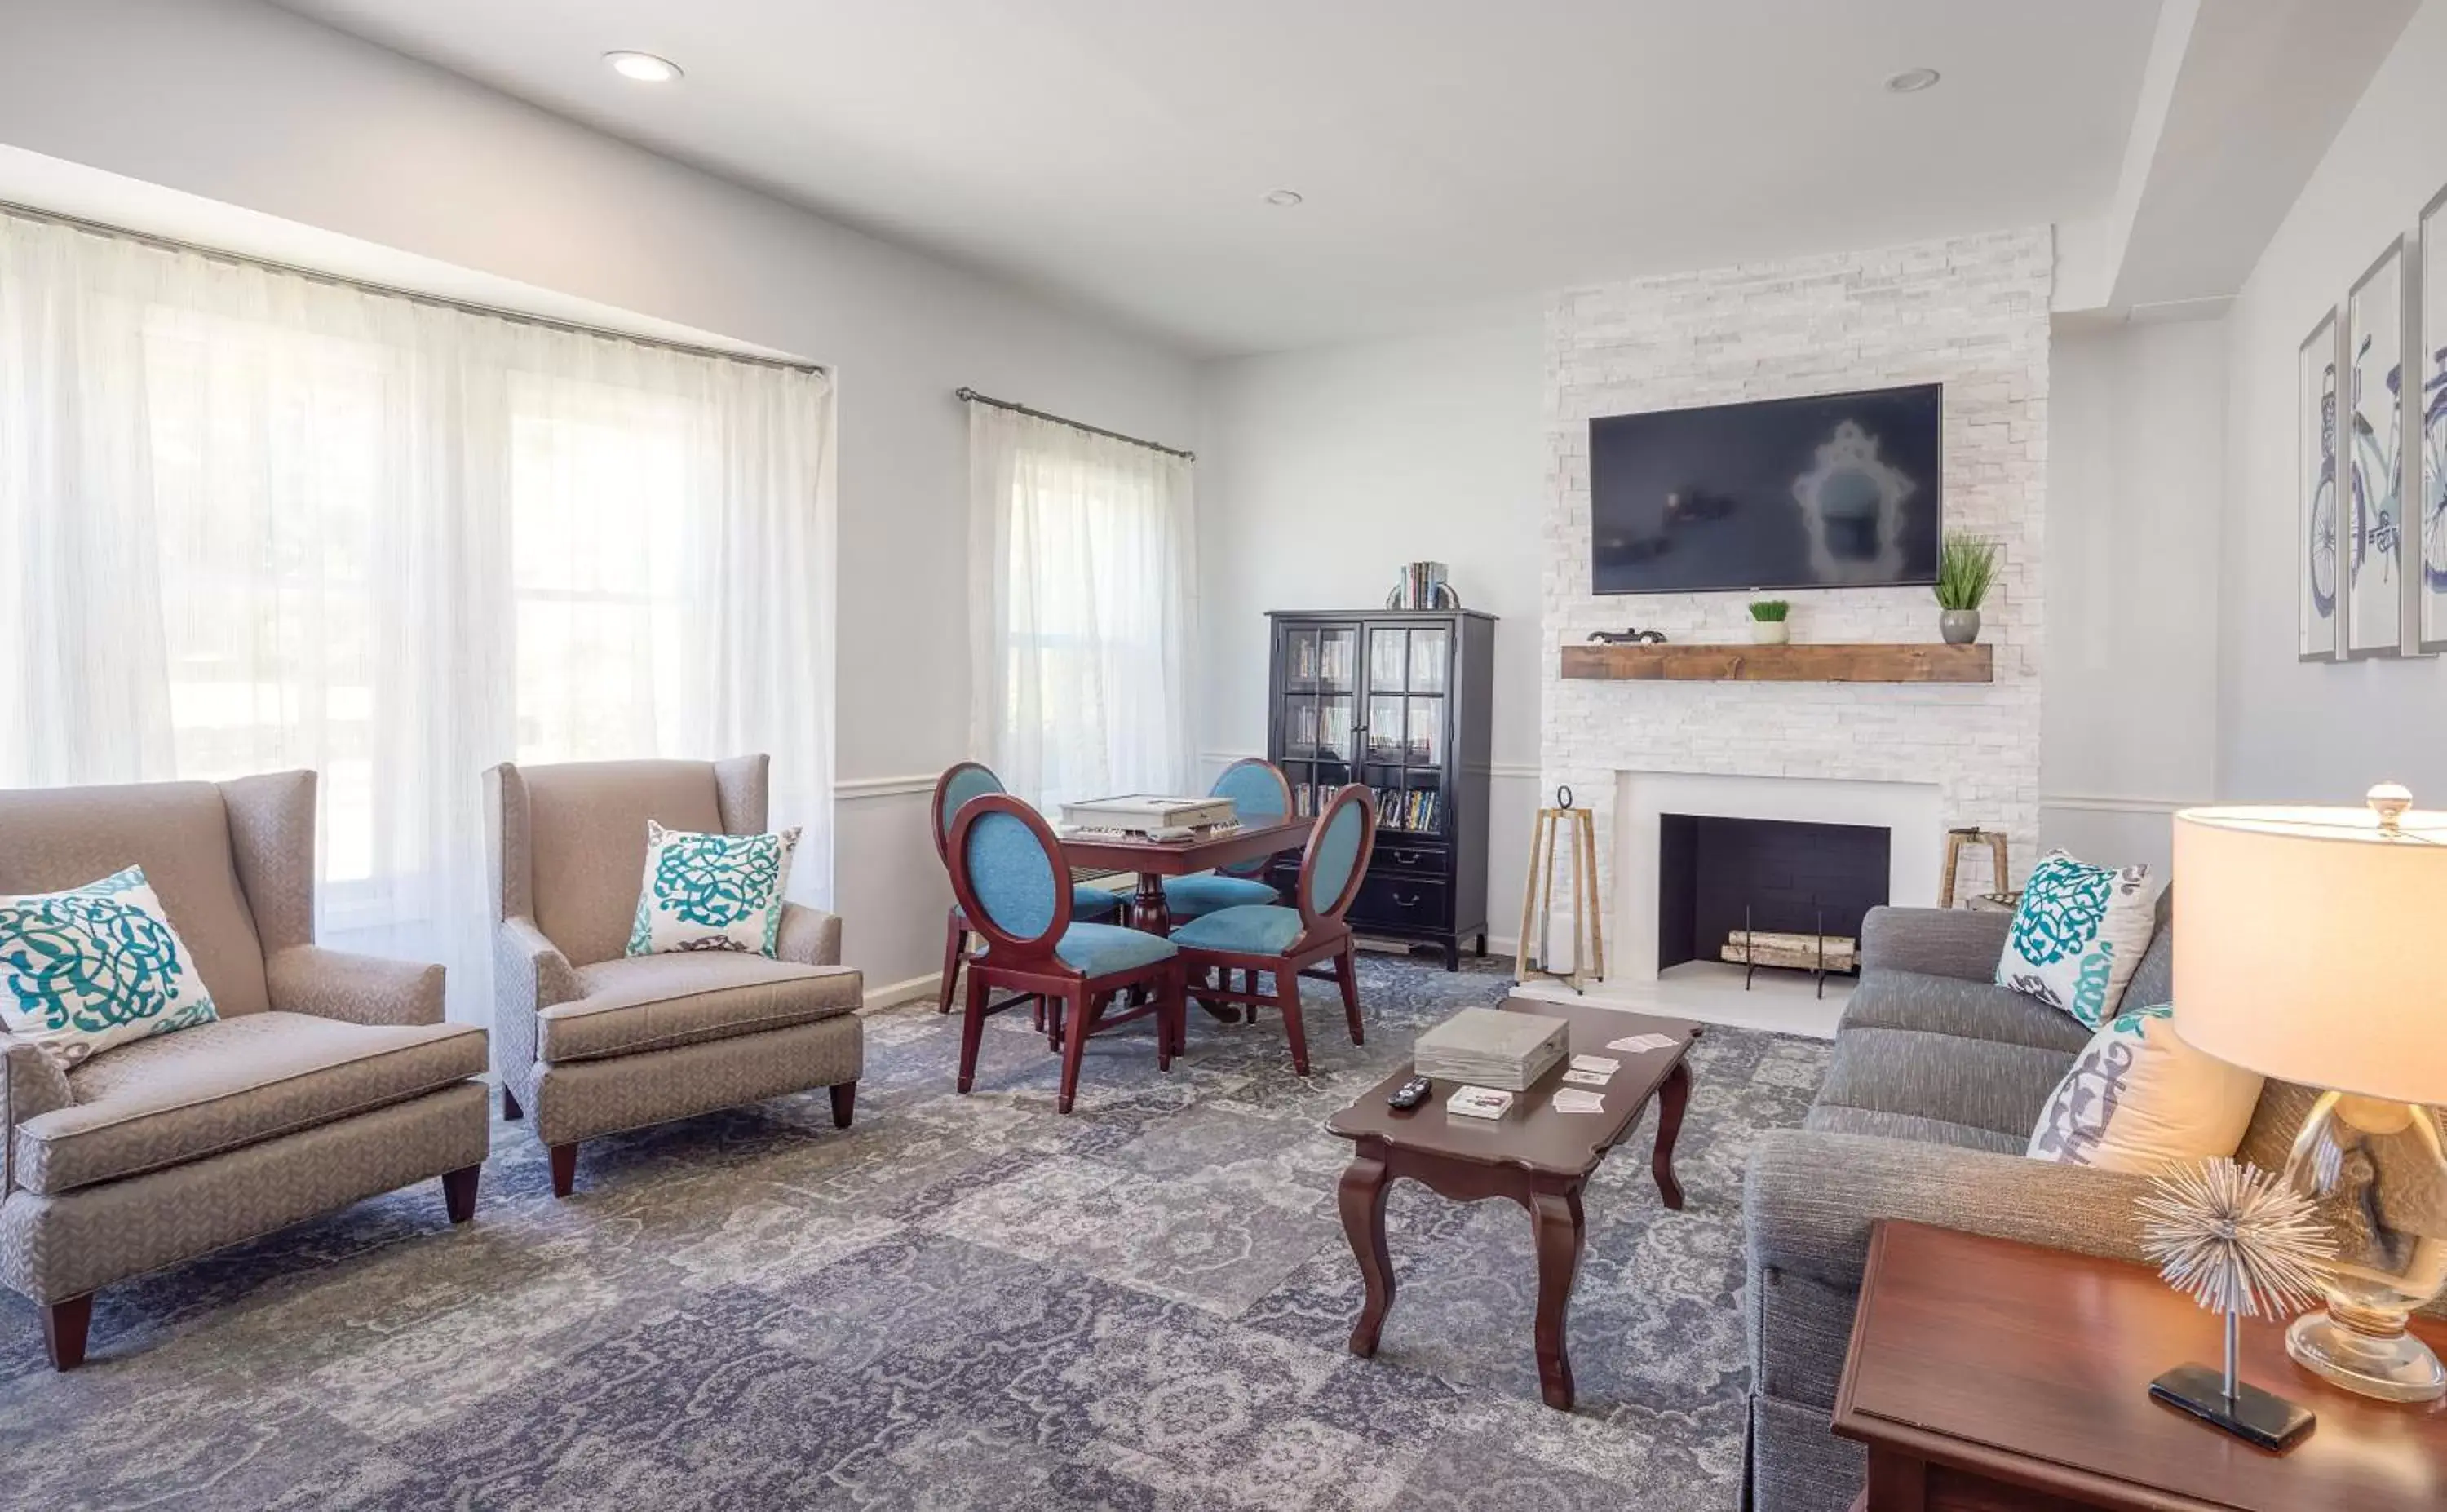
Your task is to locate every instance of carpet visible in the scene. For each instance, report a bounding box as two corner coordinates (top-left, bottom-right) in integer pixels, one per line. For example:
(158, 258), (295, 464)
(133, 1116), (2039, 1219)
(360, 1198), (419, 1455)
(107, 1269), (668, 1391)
(0, 955), (1830, 1510)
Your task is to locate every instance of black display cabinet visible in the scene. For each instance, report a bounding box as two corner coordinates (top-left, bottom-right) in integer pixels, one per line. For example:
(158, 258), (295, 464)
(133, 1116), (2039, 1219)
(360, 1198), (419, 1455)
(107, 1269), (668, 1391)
(1264, 608), (1496, 970)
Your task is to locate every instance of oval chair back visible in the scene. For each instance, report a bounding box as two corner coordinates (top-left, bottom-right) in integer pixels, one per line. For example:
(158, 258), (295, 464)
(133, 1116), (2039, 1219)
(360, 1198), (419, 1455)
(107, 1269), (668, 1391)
(1210, 758), (1293, 878)
(945, 793), (1074, 968)
(1296, 785), (1378, 938)
(931, 762), (1006, 869)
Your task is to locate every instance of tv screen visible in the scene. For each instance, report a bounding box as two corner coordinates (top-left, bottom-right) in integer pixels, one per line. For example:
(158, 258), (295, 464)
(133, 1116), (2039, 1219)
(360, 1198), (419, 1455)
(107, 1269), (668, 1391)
(1589, 382), (1942, 595)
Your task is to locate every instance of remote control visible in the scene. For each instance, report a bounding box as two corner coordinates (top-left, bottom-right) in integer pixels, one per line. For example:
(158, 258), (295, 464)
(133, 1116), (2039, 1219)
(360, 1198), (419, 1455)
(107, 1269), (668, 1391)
(1387, 1076), (1432, 1112)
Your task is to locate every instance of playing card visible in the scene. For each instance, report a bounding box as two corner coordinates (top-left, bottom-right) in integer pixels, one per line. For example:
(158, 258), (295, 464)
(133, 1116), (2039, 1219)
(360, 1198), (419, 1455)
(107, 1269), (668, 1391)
(1606, 1034), (1679, 1054)
(1561, 1068), (1610, 1086)
(1568, 1054), (1620, 1076)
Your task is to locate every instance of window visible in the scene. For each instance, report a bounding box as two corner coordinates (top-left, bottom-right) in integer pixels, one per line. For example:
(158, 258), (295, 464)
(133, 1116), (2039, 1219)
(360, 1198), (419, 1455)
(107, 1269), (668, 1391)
(0, 211), (836, 1016)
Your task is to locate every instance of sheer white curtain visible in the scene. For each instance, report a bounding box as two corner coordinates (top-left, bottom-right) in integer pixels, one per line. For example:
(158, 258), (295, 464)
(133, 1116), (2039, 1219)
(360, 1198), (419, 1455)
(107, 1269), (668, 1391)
(967, 405), (1195, 813)
(0, 210), (835, 1019)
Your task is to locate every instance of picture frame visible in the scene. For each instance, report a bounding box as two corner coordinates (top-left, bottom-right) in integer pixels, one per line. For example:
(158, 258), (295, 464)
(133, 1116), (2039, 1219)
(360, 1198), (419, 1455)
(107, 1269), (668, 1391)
(2299, 306), (2343, 661)
(2417, 184), (2447, 652)
(2342, 239), (2407, 658)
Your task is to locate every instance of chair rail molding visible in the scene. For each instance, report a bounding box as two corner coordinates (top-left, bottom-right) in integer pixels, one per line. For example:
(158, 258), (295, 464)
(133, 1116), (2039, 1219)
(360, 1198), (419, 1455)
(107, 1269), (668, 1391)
(835, 773), (937, 802)
(2037, 793), (2206, 816)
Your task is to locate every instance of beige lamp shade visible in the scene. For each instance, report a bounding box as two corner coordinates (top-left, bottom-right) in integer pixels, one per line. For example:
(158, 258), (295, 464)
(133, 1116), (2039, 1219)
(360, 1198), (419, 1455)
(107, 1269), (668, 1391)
(2171, 793), (2447, 1107)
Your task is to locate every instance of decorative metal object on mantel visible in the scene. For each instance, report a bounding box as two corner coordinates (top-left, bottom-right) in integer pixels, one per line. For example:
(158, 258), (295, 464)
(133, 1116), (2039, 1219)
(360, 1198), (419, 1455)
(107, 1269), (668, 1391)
(1746, 599), (1790, 645)
(1935, 532), (1998, 644)
(1515, 785), (1605, 993)
(2137, 1157), (2335, 1452)
(1386, 561), (1462, 609)
(1586, 627), (1667, 644)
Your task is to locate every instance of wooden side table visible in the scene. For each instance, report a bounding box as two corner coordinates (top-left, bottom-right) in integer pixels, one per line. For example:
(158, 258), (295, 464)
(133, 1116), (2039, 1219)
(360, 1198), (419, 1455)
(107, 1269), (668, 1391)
(1834, 1221), (2447, 1510)
(1937, 829), (2010, 909)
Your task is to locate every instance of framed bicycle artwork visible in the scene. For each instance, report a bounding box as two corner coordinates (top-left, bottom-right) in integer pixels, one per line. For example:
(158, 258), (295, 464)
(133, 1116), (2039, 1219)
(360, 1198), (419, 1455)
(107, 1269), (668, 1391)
(2343, 239), (2407, 659)
(2299, 305), (2343, 661)
(2419, 184), (2447, 653)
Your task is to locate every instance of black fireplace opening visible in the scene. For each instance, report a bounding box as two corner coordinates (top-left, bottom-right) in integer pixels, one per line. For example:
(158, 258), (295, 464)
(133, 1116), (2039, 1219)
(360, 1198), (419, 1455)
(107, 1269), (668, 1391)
(1656, 814), (1890, 975)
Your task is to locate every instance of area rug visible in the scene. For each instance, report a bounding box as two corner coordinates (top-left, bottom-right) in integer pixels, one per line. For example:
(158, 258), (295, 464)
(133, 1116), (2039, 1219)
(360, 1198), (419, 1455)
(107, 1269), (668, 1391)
(0, 955), (1830, 1511)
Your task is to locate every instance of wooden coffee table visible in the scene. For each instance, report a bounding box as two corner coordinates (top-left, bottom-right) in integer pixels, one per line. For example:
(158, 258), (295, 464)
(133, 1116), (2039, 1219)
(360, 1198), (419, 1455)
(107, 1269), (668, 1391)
(1836, 1220), (2447, 1510)
(1325, 996), (1698, 1411)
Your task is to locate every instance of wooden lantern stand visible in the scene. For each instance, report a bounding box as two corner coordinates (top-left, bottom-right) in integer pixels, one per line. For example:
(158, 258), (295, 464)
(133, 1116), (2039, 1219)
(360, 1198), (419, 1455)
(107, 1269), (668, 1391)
(1516, 788), (1605, 992)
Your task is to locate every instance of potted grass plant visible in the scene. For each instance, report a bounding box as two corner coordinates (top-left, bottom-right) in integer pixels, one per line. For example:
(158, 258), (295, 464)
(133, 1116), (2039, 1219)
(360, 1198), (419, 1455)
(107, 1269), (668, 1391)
(1935, 534), (1998, 644)
(1747, 599), (1791, 645)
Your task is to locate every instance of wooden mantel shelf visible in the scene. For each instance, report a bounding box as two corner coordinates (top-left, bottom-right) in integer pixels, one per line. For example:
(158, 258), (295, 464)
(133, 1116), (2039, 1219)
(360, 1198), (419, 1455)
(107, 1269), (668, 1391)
(1560, 641), (1993, 684)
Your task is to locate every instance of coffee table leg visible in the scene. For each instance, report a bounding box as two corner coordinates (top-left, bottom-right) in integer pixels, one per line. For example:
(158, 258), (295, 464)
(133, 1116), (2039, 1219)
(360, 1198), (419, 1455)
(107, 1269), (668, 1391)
(1339, 1149), (1395, 1357)
(1652, 1060), (1691, 1211)
(1530, 1188), (1584, 1410)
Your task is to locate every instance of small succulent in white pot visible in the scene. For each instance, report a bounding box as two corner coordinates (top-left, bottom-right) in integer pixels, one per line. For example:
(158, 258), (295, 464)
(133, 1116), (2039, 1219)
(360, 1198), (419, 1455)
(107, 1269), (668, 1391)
(1747, 599), (1790, 645)
(1935, 534), (1998, 644)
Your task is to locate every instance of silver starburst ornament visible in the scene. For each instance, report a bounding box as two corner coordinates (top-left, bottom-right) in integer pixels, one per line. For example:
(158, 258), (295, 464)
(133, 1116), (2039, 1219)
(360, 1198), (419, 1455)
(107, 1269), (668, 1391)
(2138, 1156), (2334, 1318)
(2135, 1157), (2337, 1451)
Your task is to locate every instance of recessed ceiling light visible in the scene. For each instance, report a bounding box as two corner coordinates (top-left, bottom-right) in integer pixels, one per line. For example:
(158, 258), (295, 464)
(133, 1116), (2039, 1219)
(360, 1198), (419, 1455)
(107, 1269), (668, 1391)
(604, 51), (683, 84)
(1263, 188), (1304, 207)
(1883, 67), (1941, 94)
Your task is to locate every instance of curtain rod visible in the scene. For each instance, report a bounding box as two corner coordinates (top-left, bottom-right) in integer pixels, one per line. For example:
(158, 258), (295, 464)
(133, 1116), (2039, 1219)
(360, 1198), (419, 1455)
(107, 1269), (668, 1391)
(0, 198), (827, 378)
(955, 387), (1193, 461)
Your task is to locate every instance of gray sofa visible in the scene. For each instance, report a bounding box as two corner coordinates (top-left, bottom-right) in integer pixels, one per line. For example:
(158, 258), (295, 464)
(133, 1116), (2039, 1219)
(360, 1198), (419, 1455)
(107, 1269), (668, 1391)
(1739, 902), (2340, 1512)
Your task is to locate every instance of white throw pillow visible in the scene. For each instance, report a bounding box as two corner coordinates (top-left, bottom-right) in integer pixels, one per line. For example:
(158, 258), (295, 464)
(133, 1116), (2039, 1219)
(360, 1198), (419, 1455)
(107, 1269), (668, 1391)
(2026, 1004), (2263, 1174)
(0, 867), (220, 1068)
(626, 821), (800, 957)
(1995, 848), (2165, 1027)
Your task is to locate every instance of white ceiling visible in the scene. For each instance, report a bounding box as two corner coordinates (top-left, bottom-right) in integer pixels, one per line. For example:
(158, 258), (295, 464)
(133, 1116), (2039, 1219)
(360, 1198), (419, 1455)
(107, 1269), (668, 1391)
(275, 0), (2163, 355)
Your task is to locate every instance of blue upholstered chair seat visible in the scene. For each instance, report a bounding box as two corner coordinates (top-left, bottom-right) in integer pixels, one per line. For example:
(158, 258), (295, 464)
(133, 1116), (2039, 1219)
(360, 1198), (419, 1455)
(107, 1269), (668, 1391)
(1168, 904), (1303, 955)
(1054, 922), (1179, 977)
(1071, 886), (1124, 921)
(1160, 873), (1277, 921)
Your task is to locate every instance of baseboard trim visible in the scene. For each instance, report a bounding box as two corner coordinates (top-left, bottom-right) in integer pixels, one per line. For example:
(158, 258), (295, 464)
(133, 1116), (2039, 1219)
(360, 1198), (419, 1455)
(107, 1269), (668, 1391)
(859, 970), (942, 1011)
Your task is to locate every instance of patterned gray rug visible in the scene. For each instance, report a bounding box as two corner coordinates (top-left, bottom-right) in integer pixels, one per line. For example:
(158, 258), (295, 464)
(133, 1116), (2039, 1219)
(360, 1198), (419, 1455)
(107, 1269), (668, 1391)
(0, 955), (1828, 1511)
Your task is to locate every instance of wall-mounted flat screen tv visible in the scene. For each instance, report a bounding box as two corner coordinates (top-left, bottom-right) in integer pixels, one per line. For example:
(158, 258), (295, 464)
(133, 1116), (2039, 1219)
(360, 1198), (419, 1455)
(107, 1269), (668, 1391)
(1589, 382), (1942, 595)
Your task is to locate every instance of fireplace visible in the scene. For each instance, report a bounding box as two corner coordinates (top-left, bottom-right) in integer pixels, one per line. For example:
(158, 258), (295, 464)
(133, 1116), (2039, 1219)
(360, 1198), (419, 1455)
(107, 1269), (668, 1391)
(1655, 814), (1890, 979)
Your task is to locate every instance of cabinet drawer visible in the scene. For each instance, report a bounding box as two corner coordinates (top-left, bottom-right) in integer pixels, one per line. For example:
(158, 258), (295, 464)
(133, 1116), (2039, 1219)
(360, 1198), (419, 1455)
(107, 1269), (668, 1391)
(1350, 874), (1449, 929)
(1370, 841), (1447, 878)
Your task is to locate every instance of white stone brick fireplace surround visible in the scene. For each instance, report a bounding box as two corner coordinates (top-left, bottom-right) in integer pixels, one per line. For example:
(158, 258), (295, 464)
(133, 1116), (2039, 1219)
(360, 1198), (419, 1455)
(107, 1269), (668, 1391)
(1529, 228), (2049, 1030)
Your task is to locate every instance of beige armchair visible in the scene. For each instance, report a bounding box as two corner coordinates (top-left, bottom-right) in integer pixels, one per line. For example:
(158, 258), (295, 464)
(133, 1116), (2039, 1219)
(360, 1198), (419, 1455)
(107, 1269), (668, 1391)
(0, 771), (489, 1369)
(485, 755), (861, 1196)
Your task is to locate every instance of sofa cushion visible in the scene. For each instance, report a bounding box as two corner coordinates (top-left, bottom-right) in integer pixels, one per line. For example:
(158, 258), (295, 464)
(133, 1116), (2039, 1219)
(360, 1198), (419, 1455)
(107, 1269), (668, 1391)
(2026, 1003), (2263, 1173)
(1813, 1026), (2073, 1145)
(14, 1011), (487, 1195)
(543, 953), (861, 1063)
(1839, 969), (2095, 1057)
(625, 820), (800, 957)
(1802, 1103), (2027, 1156)
(0, 867), (222, 1068)
(1994, 850), (2165, 1028)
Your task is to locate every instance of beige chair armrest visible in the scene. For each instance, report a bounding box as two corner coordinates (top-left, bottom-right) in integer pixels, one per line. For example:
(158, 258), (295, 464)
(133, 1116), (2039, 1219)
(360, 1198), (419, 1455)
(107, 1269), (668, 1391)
(265, 944), (447, 1027)
(498, 917), (582, 1010)
(776, 902), (842, 967)
(3, 1040), (73, 1194)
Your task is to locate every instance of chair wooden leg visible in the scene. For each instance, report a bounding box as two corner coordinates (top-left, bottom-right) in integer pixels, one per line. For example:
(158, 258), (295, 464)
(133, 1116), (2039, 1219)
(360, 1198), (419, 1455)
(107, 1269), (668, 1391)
(42, 1293), (93, 1371)
(1337, 944), (1365, 1046)
(1277, 966), (1311, 1076)
(442, 1163), (480, 1223)
(938, 915), (967, 1014)
(1056, 986), (1091, 1113)
(957, 970), (989, 1094)
(1155, 966), (1179, 1073)
(829, 1080), (856, 1129)
(501, 1085), (523, 1121)
(548, 1143), (578, 1198)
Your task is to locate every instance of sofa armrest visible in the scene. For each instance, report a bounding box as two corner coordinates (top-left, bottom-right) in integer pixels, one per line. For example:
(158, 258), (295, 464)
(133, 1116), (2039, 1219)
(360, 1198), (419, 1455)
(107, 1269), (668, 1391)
(776, 902), (842, 967)
(1858, 905), (2011, 983)
(265, 944), (446, 1027)
(496, 917), (582, 1011)
(2, 1041), (73, 1195)
(1745, 1131), (2159, 1293)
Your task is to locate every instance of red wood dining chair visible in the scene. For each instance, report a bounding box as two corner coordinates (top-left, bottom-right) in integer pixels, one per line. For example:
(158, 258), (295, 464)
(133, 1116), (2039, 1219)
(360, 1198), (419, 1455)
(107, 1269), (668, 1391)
(1167, 784), (1377, 1076)
(931, 761), (1121, 1013)
(1160, 758), (1294, 923)
(945, 793), (1186, 1113)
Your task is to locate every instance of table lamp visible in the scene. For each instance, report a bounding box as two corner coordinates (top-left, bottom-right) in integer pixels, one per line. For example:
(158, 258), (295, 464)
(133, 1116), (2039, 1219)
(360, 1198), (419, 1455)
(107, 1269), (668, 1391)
(2173, 785), (2447, 1403)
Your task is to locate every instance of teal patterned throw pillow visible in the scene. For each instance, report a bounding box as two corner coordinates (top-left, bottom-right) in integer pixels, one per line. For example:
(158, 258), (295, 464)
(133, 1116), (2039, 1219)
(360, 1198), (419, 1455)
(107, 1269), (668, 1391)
(1994, 848), (2164, 1027)
(0, 867), (220, 1068)
(626, 821), (801, 957)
